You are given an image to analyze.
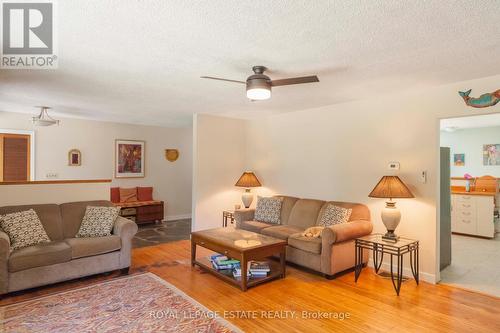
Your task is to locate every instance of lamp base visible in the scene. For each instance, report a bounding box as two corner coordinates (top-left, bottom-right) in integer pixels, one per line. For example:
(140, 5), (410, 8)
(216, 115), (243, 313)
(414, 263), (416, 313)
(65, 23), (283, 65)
(241, 189), (253, 208)
(381, 200), (401, 243)
(382, 231), (399, 243)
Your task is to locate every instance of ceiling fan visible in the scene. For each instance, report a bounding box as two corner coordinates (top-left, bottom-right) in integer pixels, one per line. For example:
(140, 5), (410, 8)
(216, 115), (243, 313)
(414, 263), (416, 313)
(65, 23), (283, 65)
(201, 66), (319, 101)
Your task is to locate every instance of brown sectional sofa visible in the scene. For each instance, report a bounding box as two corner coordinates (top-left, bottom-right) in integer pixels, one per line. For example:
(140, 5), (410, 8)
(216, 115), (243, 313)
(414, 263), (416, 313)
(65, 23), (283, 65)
(0, 200), (138, 295)
(234, 196), (373, 278)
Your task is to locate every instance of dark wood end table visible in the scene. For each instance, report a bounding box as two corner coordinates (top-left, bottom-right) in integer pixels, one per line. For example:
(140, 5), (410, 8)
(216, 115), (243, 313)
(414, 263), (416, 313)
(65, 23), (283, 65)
(354, 234), (419, 295)
(191, 227), (287, 291)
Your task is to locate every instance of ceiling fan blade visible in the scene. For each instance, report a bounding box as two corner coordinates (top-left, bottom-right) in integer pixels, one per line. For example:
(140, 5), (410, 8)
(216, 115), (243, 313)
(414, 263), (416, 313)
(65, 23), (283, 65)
(200, 76), (245, 84)
(270, 75), (319, 87)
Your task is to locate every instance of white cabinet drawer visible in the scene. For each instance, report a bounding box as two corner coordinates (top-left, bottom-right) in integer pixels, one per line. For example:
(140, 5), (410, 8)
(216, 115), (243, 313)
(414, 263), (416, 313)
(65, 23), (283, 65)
(454, 195), (475, 203)
(454, 216), (476, 234)
(455, 201), (476, 210)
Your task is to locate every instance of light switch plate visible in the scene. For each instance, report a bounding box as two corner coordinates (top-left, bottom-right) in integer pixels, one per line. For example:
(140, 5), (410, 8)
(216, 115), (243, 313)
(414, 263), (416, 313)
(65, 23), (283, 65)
(388, 162), (400, 170)
(420, 171), (427, 183)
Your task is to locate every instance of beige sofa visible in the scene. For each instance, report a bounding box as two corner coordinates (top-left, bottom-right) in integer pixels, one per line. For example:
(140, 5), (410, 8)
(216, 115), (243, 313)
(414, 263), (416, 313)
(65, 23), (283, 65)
(0, 200), (138, 295)
(235, 196), (372, 278)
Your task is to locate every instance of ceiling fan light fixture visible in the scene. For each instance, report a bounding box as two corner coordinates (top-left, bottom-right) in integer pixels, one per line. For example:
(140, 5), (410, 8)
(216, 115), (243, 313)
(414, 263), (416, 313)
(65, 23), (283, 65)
(246, 87), (271, 100)
(246, 76), (271, 100)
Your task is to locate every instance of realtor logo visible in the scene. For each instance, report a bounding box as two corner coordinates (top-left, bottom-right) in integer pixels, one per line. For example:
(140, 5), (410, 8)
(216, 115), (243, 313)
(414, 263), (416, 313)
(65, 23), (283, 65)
(1, 0), (57, 69)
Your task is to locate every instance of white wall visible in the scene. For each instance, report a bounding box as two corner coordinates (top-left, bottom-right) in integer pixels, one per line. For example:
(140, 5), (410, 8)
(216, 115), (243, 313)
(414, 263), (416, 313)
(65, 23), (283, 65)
(0, 111), (192, 219)
(192, 114), (247, 231)
(441, 126), (500, 177)
(242, 74), (500, 283)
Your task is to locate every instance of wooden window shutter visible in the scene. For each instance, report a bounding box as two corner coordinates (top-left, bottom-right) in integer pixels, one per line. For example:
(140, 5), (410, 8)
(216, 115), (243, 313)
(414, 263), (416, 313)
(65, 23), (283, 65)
(1, 134), (30, 182)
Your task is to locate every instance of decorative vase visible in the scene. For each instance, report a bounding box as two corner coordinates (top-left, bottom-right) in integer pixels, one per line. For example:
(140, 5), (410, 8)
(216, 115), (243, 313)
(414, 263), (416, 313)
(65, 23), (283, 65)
(465, 180), (470, 192)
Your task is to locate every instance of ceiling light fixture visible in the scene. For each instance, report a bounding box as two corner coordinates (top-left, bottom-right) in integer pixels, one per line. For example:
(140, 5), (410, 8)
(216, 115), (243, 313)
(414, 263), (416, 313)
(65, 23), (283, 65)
(32, 106), (60, 126)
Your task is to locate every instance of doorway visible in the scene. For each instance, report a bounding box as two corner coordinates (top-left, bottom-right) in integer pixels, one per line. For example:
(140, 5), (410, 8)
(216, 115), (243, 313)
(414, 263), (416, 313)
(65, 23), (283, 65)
(439, 114), (500, 296)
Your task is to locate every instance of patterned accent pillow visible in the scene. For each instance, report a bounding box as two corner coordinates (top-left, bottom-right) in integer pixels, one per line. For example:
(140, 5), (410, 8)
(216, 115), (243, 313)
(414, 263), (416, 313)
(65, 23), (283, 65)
(0, 209), (50, 251)
(318, 204), (352, 227)
(254, 196), (283, 224)
(76, 206), (120, 238)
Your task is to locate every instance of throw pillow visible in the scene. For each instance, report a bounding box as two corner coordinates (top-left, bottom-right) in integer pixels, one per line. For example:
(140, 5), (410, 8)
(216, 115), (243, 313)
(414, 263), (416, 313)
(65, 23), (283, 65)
(0, 209), (50, 251)
(137, 186), (153, 201)
(76, 206), (120, 238)
(119, 187), (137, 202)
(318, 204), (352, 227)
(254, 196), (283, 224)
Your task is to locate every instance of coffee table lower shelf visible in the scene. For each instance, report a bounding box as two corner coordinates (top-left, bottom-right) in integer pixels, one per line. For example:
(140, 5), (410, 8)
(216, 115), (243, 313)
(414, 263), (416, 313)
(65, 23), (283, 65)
(194, 257), (283, 290)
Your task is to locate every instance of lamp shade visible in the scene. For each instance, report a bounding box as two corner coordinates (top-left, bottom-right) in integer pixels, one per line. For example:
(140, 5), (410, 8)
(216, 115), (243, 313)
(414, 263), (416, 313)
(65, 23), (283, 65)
(368, 176), (414, 199)
(235, 171), (262, 188)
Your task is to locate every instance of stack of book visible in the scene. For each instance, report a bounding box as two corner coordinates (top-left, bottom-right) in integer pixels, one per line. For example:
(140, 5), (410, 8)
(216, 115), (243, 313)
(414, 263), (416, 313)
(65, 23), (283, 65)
(209, 254), (240, 271)
(248, 261), (271, 277)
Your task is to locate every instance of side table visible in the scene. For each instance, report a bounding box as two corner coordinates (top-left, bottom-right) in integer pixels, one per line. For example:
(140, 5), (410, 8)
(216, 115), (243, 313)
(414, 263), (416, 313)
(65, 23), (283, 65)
(222, 210), (235, 227)
(354, 234), (419, 295)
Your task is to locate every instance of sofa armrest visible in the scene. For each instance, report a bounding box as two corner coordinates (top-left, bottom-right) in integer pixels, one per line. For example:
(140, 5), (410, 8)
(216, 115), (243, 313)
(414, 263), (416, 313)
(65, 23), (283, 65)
(321, 220), (373, 245)
(234, 209), (255, 228)
(0, 230), (10, 294)
(113, 216), (138, 239)
(319, 220), (372, 275)
(113, 216), (138, 269)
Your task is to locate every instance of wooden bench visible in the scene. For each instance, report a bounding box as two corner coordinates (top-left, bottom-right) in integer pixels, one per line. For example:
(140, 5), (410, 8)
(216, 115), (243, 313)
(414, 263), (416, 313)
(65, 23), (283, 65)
(113, 200), (164, 225)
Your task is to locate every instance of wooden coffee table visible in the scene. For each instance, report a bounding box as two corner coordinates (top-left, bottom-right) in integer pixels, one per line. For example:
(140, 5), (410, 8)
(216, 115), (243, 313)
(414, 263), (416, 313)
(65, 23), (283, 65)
(191, 227), (287, 291)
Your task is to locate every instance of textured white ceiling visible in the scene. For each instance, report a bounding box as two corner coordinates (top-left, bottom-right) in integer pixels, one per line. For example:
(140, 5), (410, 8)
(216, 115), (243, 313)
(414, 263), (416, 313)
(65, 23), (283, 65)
(1, 0), (499, 127)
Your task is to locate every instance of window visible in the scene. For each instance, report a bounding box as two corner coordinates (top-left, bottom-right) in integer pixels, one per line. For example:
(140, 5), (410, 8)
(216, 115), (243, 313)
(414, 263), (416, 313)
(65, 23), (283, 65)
(0, 130), (34, 182)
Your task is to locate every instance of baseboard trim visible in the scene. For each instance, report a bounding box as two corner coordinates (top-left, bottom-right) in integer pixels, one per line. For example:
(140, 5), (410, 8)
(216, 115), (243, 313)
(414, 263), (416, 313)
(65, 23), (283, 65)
(367, 259), (436, 284)
(165, 214), (191, 221)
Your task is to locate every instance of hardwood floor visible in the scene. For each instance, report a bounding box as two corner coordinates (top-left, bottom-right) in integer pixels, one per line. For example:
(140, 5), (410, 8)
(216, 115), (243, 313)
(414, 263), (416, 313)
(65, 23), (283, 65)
(1, 240), (499, 333)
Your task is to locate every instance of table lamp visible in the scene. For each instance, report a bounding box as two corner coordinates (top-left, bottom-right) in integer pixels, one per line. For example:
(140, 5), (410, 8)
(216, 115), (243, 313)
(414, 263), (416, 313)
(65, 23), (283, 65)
(235, 171), (262, 208)
(368, 176), (414, 242)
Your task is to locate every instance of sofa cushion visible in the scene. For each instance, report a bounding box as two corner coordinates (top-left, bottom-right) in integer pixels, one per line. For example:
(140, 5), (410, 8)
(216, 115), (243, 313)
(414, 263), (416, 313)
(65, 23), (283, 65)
(137, 187), (153, 201)
(239, 220), (274, 233)
(287, 199), (325, 229)
(317, 201), (370, 224)
(317, 203), (352, 227)
(76, 206), (120, 238)
(119, 187), (137, 203)
(8, 241), (72, 272)
(274, 196), (299, 225)
(254, 196), (283, 224)
(288, 233), (322, 254)
(60, 201), (113, 238)
(261, 225), (304, 240)
(0, 209), (51, 251)
(0, 204), (64, 241)
(65, 235), (121, 259)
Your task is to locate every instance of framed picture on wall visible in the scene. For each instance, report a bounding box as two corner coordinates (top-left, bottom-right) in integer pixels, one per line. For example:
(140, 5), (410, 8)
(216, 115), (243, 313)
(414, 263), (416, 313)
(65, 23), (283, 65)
(453, 153), (465, 166)
(68, 149), (81, 166)
(115, 140), (145, 178)
(483, 144), (500, 166)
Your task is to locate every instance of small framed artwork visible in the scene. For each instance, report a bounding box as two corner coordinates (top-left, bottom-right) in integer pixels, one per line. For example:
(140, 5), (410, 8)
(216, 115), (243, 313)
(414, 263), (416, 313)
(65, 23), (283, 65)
(115, 140), (145, 178)
(453, 153), (465, 166)
(483, 144), (500, 166)
(68, 149), (81, 166)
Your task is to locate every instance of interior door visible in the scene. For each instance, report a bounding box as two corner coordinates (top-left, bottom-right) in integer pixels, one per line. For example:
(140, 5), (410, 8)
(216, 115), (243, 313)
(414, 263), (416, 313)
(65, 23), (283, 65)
(0, 134), (30, 182)
(440, 147), (452, 270)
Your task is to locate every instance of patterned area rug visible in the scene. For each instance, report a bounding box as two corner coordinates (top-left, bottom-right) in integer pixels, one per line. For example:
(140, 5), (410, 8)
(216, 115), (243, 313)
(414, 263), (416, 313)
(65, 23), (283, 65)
(0, 273), (241, 333)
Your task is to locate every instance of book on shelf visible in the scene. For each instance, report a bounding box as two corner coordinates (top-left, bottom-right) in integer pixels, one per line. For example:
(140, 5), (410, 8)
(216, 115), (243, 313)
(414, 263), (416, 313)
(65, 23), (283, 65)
(209, 254), (240, 270)
(249, 261), (270, 275)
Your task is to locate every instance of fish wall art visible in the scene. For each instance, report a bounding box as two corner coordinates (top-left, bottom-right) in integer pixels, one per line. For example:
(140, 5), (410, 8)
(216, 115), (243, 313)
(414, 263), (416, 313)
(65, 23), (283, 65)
(458, 89), (500, 108)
